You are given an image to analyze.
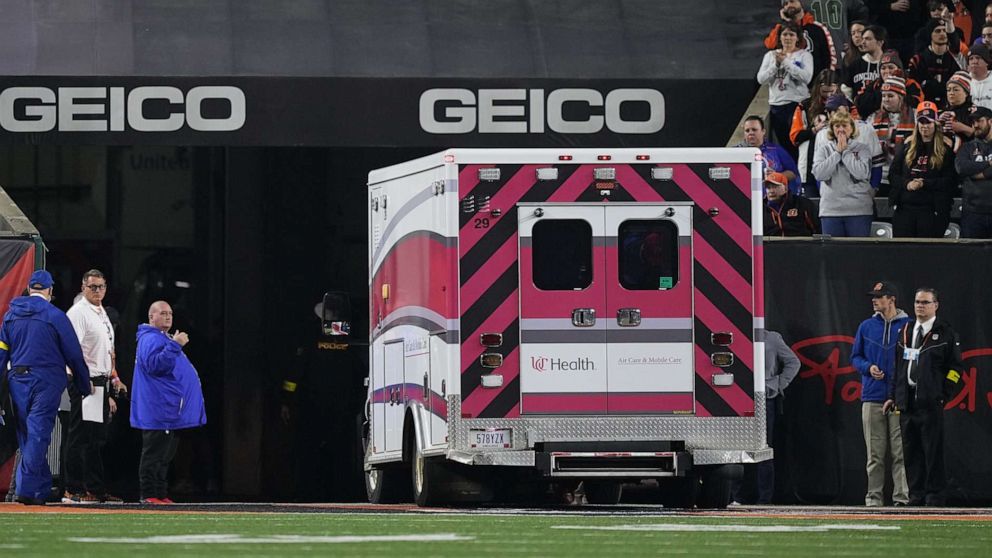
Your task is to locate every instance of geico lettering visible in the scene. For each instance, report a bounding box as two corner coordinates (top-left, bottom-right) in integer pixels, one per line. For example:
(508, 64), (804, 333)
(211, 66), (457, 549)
(0, 87), (56, 132)
(419, 88), (665, 134)
(0, 86), (246, 132)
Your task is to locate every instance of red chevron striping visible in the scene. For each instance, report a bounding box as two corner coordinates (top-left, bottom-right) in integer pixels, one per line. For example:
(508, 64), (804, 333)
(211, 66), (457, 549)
(457, 164), (484, 199)
(613, 165), (664, 201)
(460, 236), (517, 311)
(693, 345), (754, 415)
(547, 164), (598, 201)
(671, 165), (752, 253)
(459, 164), (542, 254)
(694, 401), (713, 417)
(729, 160), (756, 197)
(460, 292), (519, 372)
(693, 235), (752, 310)
(693, 289), (755, 370)
(461, 346), (521, 418)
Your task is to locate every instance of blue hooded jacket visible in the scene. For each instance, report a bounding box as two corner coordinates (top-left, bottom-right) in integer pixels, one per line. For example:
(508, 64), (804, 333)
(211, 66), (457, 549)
(851, 309), (910, 403)
(130, 324), (206, 430)
(0, 295), (90, 394)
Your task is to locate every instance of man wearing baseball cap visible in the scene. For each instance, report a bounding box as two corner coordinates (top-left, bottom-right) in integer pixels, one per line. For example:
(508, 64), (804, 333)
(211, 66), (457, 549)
(851, 281), (911, 506)
(0, 270), (91, 505)
(954, 105), (992, 237)
(763, 171), (820, 236)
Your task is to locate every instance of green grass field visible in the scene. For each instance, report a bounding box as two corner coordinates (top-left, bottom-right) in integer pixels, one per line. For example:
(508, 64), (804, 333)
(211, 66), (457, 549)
(2, 509), (990, 557)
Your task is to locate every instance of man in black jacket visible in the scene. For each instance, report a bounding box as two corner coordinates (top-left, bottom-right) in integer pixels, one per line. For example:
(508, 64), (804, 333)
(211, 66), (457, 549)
(763, 171), (821, 236)
(884, 287), (963, 506)
(954, 106), (992, 238)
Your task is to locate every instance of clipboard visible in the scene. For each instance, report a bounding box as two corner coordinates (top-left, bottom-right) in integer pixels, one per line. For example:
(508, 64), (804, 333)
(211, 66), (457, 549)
(82, 386), (104, 423)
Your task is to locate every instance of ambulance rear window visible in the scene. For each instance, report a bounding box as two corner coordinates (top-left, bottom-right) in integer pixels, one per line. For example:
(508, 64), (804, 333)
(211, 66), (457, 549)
(532, 219), (593, 291)
(618, 220), (679, 290)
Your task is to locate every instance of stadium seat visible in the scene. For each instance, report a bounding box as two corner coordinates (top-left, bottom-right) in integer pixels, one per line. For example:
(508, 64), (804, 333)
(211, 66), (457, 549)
(871, 222), (893, 238)
(945, 223), (961, 239)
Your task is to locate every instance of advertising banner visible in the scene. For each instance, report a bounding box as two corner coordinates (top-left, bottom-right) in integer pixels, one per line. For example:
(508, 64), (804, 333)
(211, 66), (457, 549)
(0, 77), (758, 147)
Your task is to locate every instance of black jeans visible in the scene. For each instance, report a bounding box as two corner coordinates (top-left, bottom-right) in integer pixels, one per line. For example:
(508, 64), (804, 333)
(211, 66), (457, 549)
(139, 430), (178, 499)
(64, 379), (110, 496)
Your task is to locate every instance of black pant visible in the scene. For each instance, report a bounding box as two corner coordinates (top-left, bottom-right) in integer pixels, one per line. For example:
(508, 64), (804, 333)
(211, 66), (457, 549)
(900, 400), (945, 505)
(139, 430), (178, 499)
(64, 380), (110, 496)
(892, 206), (942, 238)
(756, 395), (778, 504)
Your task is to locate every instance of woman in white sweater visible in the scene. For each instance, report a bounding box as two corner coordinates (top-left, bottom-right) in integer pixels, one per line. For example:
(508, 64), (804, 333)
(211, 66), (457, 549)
(757, 21), (813, 162)
(811, 110), (875, 237)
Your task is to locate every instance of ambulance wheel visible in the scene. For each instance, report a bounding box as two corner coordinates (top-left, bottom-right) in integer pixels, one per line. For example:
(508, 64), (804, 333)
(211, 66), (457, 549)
(583, 481), (623, 505)
(366, 466), (410, 504)
(697, 464), (743, 509)
(658, 474), (700, 509)
(412, 444), (444, 506)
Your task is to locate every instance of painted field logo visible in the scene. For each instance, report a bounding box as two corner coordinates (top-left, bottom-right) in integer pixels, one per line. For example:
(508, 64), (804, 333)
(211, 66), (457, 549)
(531, 356), (595, 372)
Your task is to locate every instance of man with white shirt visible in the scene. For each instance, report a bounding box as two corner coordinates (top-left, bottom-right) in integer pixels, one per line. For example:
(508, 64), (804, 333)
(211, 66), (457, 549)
(885, 287), (963, 506)
(968, 43), (992, 110)
(63, 269), (127, 504)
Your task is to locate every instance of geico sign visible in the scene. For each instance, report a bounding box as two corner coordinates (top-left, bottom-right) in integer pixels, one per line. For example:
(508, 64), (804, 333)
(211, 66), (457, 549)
(420, 88), (664, 134)
(0, 86), (246, 132)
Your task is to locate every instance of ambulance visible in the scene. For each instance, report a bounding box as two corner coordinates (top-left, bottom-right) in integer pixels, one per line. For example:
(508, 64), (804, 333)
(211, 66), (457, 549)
(364, 148), (768, 507)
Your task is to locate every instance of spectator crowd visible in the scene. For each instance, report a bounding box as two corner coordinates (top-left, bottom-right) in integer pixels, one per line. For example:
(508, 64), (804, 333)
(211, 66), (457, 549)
(754, 0), (992, 239)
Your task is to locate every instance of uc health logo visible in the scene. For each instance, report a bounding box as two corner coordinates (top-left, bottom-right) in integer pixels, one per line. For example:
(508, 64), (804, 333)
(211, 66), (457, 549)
(530, 356), (595, 372)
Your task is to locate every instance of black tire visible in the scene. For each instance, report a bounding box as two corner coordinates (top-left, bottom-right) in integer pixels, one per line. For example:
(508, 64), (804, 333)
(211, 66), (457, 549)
(697, 464), (743, 509)
(411, 443), (444, 506)
(363, 427), (410, 503)
(365, 465), (410, 504)
(583, 480), (623, 505)
(658, 474), (700, 509)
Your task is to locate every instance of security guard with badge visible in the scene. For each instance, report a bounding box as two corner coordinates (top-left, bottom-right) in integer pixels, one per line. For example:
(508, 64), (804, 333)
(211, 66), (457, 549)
(884, 287), (963, 507)
(280, 292), (366, 501)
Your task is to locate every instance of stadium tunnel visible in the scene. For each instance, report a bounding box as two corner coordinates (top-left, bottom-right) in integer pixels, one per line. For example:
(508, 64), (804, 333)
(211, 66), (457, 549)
(0, 1), (773, 500)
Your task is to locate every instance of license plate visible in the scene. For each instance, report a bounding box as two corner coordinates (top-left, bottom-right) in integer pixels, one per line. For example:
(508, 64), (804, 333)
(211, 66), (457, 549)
(470, 428), (512, 449)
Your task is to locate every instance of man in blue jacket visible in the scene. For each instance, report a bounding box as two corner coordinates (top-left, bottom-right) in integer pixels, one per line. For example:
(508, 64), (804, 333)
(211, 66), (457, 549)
(0, 270), (91, 505)
(851, 280), (910, 507)
(131, 300), (206, 504)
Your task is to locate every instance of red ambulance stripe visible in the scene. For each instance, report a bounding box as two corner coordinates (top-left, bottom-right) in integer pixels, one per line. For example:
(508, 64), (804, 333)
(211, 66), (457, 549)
(693, 346), (754, 415)
(671, 165), (751, 253)
(694, 402), (712, 417)
(460, 293), (518, 372)
(520, 393), (607, 414)
(729, 161), (754, 197)
(607, 393), (694, 414)
(547, 164), (598, 201)
(693, 236), (752, 311)
(457, 164), (484, 198)
(693, 290), (754, 370)
(460, 237), (516, 311)
(613, 165), (664, 201)
(372, 234), (458, 322)
(459, 164), (542, 254)
(461, 346), (520, 418)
